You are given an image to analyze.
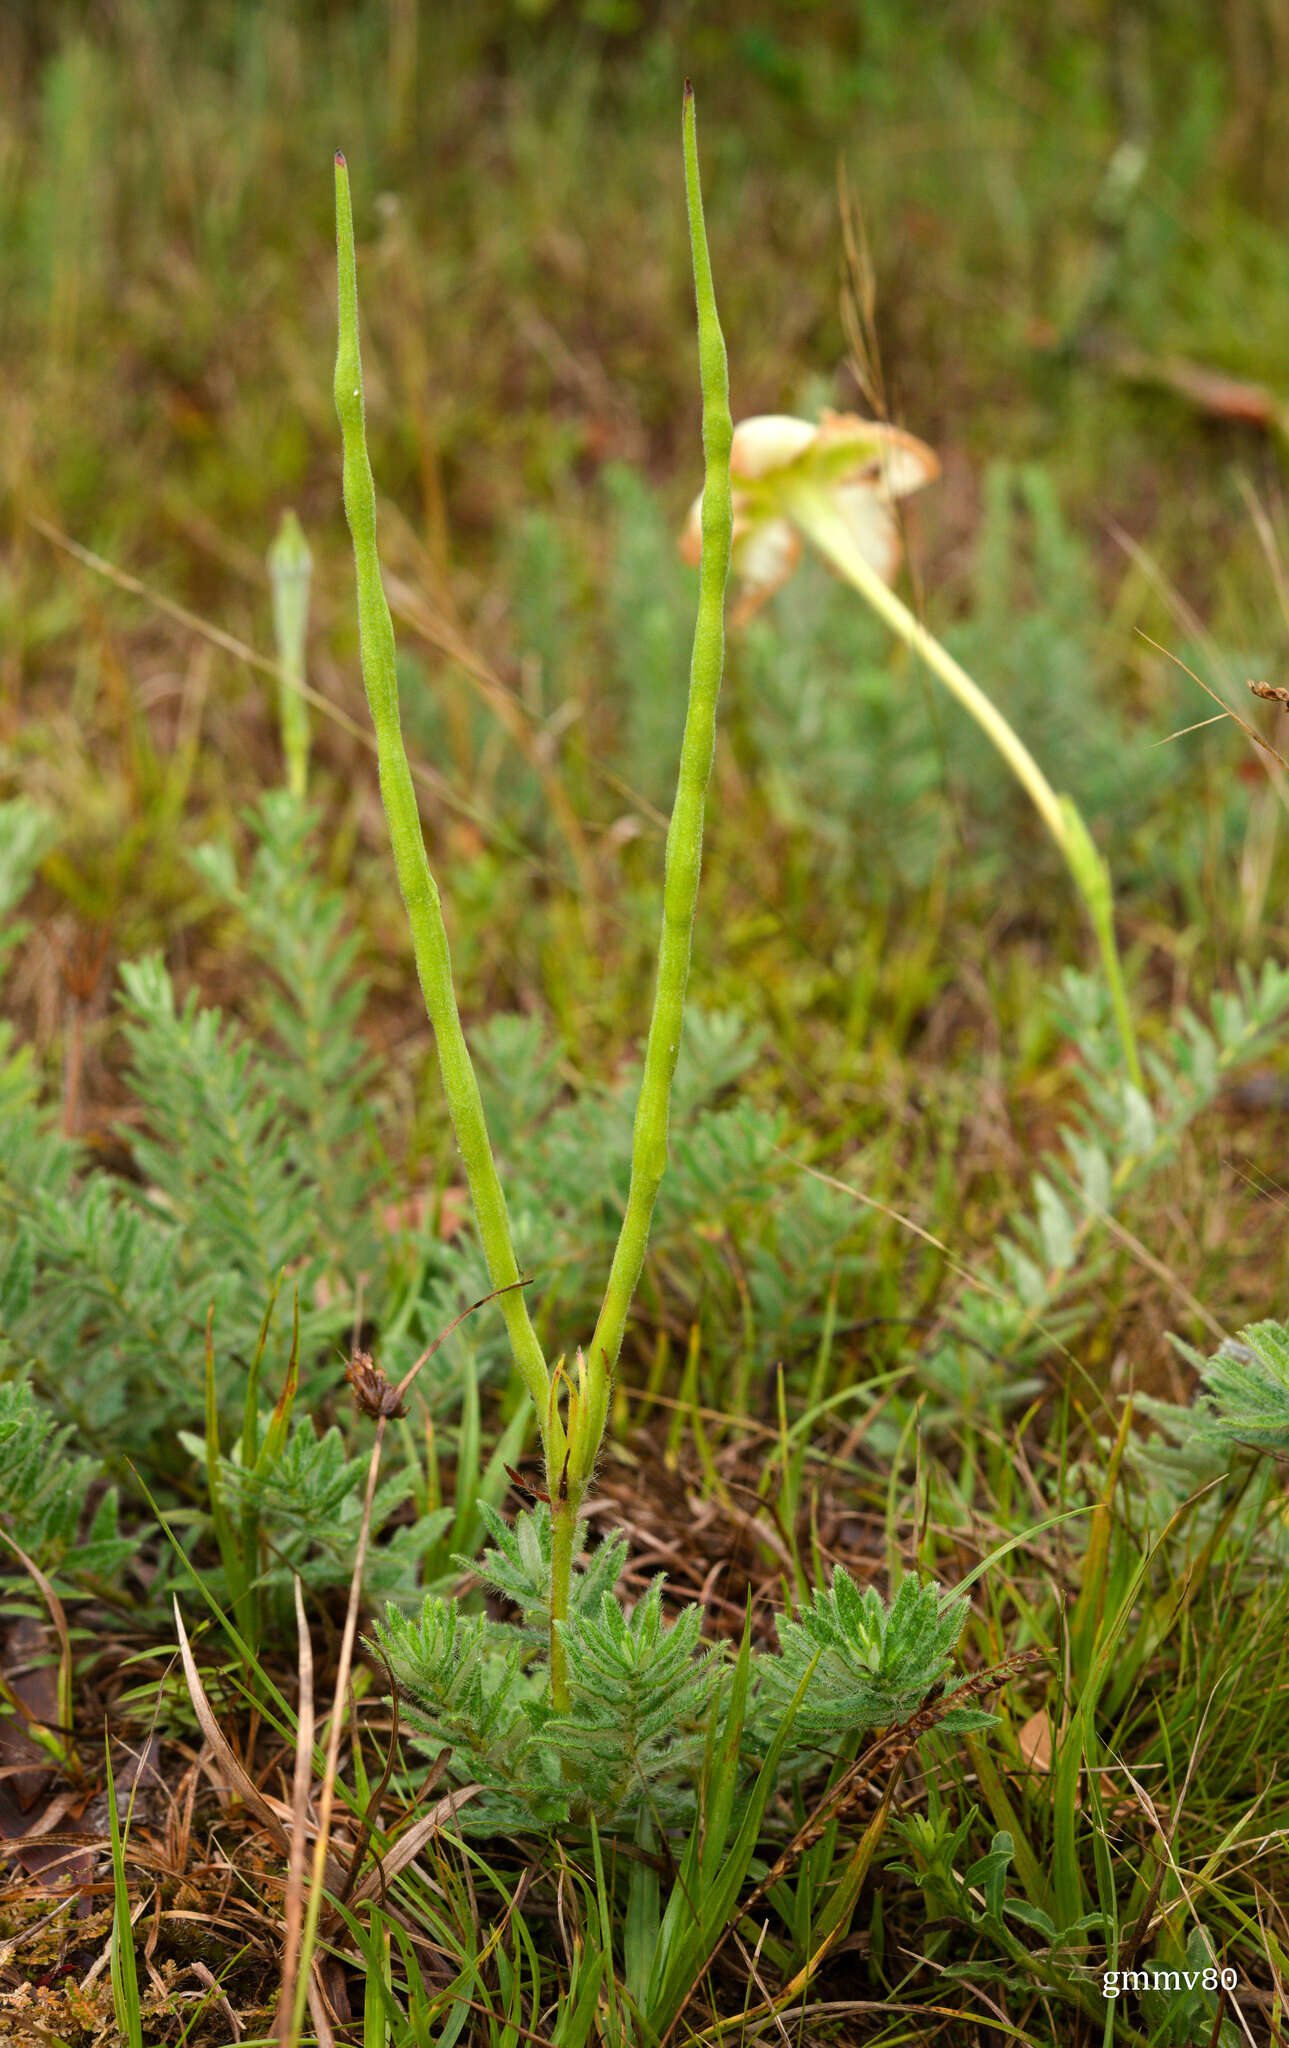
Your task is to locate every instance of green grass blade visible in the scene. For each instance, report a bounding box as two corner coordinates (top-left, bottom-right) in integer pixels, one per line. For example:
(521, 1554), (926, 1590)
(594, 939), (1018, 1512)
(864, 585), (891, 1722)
(104, 1734), (144, 2048)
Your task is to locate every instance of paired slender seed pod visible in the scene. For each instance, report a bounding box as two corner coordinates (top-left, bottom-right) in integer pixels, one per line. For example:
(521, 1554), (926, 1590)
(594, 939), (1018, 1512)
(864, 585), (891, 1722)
(333, 90), (733, 1708)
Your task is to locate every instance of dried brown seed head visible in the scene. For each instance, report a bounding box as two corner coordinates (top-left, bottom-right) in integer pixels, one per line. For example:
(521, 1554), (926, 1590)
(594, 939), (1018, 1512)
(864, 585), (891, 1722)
(345, 1350), (408, 1421)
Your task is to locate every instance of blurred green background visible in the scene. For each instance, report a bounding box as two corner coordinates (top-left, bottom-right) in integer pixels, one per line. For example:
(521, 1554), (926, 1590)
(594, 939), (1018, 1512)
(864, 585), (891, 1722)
(8, 18), (1289, 2029)
(5, 0), (1289, 1344)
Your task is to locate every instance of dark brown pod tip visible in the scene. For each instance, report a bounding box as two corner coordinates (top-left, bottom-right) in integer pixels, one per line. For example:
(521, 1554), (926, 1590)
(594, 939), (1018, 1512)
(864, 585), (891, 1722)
(335, 149), (346, 167)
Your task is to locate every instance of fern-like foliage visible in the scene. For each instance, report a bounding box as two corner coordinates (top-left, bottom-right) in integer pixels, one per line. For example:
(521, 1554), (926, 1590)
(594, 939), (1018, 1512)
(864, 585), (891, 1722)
(931, 962), (1289, 1405)
(186, 1414), (438, 1601)
(739, 557), (948, 890)
(375, 1599), (564, 1831)
(375, 1505), (982, 1834)
(118, 953), (315, 1296)
(376, 1568), (720, 1831)
(15, 1172), (229, 1448)
(465, 1499), (629, 1640)
(1167, 1322), (1289, 1453)
(459, 1002), (862, 1389)
(0, 802), (77, 1227)
(9, 956), (351, 1459)
(546, 1581), (720, 1821)
(187, 791), (384, 1265)
(3, 799), (388, 1466)
(756, 1567), (990, 1743)
(0, 1365), (136, 1588)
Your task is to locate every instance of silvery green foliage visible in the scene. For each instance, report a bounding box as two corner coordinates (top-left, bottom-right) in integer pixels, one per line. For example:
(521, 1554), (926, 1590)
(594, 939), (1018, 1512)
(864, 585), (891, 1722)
(1169, 1322), (1289, 1453)
(379, 1597), (564, 1831)
(118, 953), (319, 1292)
(465, 1499), (629, 1641)
(936, 963), (1289, 1405)
(1101, 1332), (1289, 1564)
(0, 1368), (136, 1587)
(1116, 1394), (1289, 1579)
(742, 1169), (868, 1362)
(377, 1557), (718, 1830)
(11, 1169), (220, 1446)
(182, 1415), (439, 1602)
(0, 800), (59, 917)
(376, 1506), (982, 1834)
(9, 954), (352, 1456)
(545, 1581), (719, 1819)
(757, 1568), (992, 1742)
(740, 556), (947, 889)
(2, 798), (383, 1461)
(0, 801), (77, 1236)
(375, 1515), (643, 1835)
(187, 790), (384, 1259)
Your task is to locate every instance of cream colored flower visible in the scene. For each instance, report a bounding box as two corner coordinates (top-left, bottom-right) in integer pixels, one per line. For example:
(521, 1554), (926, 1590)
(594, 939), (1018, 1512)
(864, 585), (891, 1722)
(679, 409), (939, 621)
(677, 404), (1141, 1088)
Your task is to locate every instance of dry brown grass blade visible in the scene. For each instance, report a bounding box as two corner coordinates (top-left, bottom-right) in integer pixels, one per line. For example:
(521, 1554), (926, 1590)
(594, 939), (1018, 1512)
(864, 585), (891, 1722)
(276, 1579), (315, 2048)
(187, 1958), (244, 2041)
(171, 1599), (292, 1862)
(347, 1783), (483, 1905)
(837, 163), (884, 419)
(0, 1529), (78, 1778)
(1134, 626), (1289, 779)
(305, 1969), (337, 2048)
(283, 1291), (531, 2041)
(333, 1663), (409, 1907)
(288, 1421), (388, 2045)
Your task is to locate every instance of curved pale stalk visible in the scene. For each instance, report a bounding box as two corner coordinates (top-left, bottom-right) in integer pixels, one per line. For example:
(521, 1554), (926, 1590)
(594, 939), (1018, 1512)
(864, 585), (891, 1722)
(784, 480), (1142, 1092)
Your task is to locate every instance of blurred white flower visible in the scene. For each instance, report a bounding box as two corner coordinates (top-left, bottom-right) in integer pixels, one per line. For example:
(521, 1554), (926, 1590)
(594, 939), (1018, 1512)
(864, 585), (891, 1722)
(676, 405), (1141, 1086)
(679, 409), (939, 621)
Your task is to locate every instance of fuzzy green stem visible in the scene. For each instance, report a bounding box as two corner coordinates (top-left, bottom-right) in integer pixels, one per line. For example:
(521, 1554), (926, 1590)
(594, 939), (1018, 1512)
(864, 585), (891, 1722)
(333, 154), (551, 1439)
(267, 509), (313, 800)
(548, 1494), (578, 1713)
(788, 483), (1143, 1092)
(580, 85), (734, 1475)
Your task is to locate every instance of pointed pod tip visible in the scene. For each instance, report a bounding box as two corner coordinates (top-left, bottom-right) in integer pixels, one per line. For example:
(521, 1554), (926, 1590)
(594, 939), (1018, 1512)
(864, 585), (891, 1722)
(683, 78), (693, 100)
(335, 149), (346, 168)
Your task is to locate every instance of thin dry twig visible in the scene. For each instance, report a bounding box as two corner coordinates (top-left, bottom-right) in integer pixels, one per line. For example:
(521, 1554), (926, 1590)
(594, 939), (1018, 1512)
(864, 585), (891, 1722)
(275, 1580), (315, 2046)
(285, 1282), (527, 2044)
(172, 1605), (295, 1865)
(187, 1958), (244, 2041)
(1135, 626), (1289, 778)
